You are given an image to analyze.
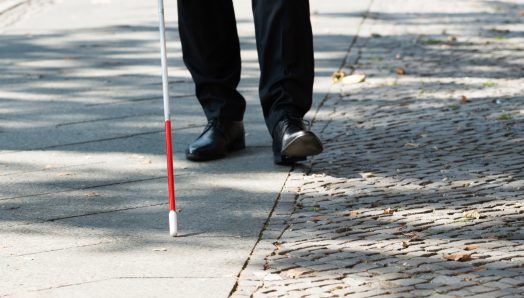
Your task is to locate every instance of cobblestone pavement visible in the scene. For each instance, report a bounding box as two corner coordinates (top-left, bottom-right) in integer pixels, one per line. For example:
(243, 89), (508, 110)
(232, 1), (524, 297)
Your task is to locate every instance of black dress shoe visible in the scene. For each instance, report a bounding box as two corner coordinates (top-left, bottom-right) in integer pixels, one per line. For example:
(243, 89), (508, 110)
(272, 114), (323, 164)
(185, 118), (245, 161)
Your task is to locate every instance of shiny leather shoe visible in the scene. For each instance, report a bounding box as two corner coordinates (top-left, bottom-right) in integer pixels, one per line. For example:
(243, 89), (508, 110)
(185, 118), (245, 161)
(272, 114), (323, 164)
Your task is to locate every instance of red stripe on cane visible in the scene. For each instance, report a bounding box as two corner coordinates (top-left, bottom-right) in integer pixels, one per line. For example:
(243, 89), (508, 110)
(165, 120), (176, 211)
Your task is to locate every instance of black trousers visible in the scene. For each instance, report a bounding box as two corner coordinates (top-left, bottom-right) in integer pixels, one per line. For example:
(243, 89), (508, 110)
(177, 0), (314, 135)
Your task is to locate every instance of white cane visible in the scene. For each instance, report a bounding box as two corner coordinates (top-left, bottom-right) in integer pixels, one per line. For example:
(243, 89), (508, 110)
(157, 0), (177, 237)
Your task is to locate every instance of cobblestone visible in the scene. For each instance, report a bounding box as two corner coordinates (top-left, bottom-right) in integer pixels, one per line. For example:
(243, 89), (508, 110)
(232, 0), (524, 297)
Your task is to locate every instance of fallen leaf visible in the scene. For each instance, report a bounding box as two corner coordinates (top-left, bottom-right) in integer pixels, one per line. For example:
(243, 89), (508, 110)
(175, 209), (181, 212)
(519, 11), (524, 16)
(463, 210), (481, 219)
(361, 173), (375, 178)
(187, 123), (196, 126)
(331, 71), (346, 84)
(444, 164), (451, 169)
(313, 216), (328, 221)
(470, 268), (486, 273)
(129, 154), (145, 159)
(443, 177), (449, 181)
(465, 278), (471, 281)
(139, 160), (152, 165)
(2, 165), (10, 167)
(235, 235), (242, 238)
(404, 142), (419, 147)
(85, 193), (100, 197)
(463, 183), (470, 188)
(485, 236), (498, 239)
(440, 44), (451, 49)
(447, 36), (457, 41)
(342, 74), (366, 85)
(396, 54), (403, 59)
(396, 67), (406, 75)
(58, 173), (72, 176)
(485, 155), (491, 157)
(350, 211), (358, 216)
(442, 253), (471, 261)
(312, 173), (327, 177)
(286, 269), (310, 278)
(457, 126), (464, 133)
(384, 207), (391, 214)
(460, 95), (467, 105)
(153, 248), (167, 251)
(402, 241), (409, 248)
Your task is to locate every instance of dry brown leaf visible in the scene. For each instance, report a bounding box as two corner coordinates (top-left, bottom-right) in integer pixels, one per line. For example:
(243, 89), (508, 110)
(443, 177), (449, 181)
(153, 248), (167, 251)
(447, 36), (457, 41)
(175, 209), (181, 212)
(383, 207), (391, 214)
(402, 241), (409, 248)
(85, 193), (100, 197)
(286, 269), (310, 278)
(139, 160), (152, 165)
(313, 216), (328, 221)
(396, 67), (406, 75)
(331, 71), (346, 84)
(129, 154), (145, 159)
(235, 235), (242, 238)
(465, 278), (471, 281)
(58, 173), (72, 176)
(2, 165), (10, 167)
(463, 210), (481, 219)
(470, 268), (486, 273)
(404, 142), (419, 147)
(187, 123), (196, 126)
(440, 44), (451, 49)
(460, 95), (467, 105)
(457, 126), (464, 133)
(463, 183), (470, 188)
(443, 253), (471, 262)
(342, 74), (366, 85)
(518, 11), (524, 16)
(485, 155), (491, 157)
(350, 211), (358, 216)
(485, 236), (498, 239)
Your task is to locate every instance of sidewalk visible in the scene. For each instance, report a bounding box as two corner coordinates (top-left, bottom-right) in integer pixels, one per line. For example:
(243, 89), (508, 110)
(0, 0), (370, 297)
(233, 0), (524, 297)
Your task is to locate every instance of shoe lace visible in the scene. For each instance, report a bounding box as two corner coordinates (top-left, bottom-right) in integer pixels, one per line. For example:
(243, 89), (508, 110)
(280, 113), (310, 127)
(199, 117), (226, 139)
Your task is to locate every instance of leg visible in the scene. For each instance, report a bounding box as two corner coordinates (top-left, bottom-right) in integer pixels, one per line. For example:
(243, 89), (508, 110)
(251, 0), (315, 134)
(178, 0), (246, 121)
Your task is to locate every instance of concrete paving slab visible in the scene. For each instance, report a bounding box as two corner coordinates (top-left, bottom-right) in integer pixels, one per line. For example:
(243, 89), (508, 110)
(11, 278), (237, 298)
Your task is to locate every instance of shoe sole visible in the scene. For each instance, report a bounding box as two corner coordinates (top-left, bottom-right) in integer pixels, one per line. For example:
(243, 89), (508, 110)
(185, 138), (245, 161)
